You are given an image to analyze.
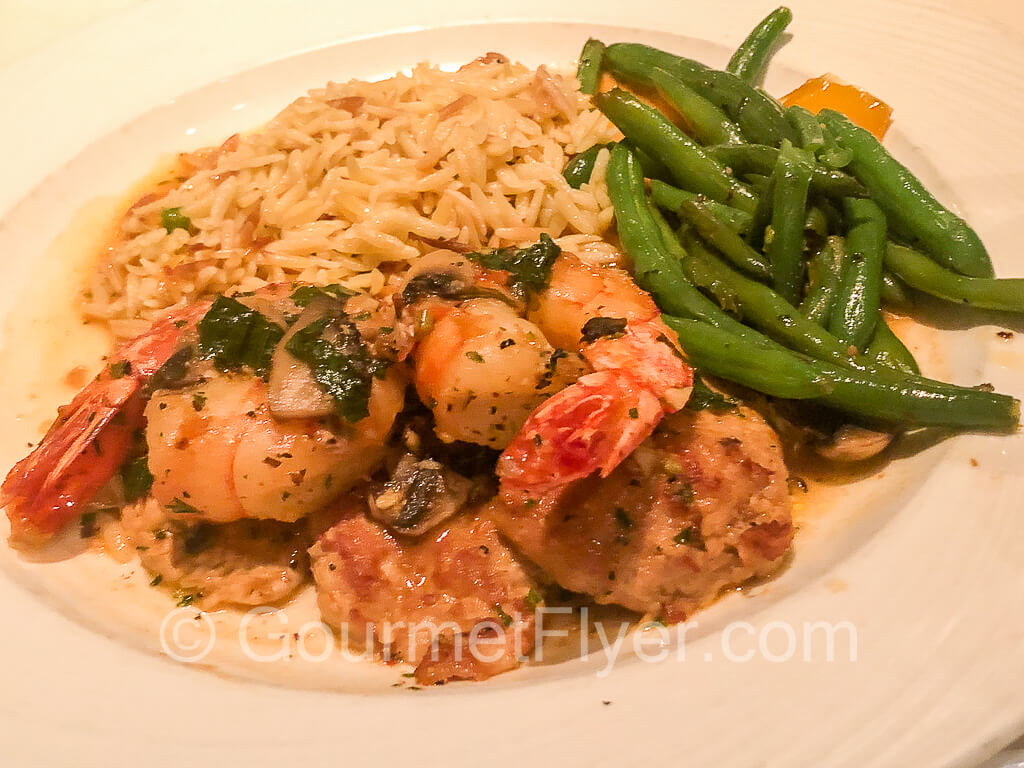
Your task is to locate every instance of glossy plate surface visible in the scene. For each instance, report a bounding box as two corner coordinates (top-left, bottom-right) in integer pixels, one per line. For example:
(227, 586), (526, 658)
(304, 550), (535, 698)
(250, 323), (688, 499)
(0, 1), (1022, 766)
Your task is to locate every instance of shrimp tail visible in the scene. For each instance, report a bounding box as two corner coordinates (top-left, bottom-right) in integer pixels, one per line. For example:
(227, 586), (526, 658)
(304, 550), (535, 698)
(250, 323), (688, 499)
(497, 371), (662, 492)
(497, 320), (694, 494)
(1, 302), (209, 544)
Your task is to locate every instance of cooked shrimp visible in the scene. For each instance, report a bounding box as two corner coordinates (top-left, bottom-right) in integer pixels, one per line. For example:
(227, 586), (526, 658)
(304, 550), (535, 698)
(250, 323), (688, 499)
(411, 298), (581, 448)
(402, 245), (693, 486)
(1, 302), (210, 545)
(3, 282), (408, 541)
(498, 253), (694, 492)
(400, 250), (583, 449)
(146, 368), (405, 523)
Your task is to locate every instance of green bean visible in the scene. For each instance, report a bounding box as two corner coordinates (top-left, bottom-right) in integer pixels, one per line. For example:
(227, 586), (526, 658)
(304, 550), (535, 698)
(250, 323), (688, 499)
(651, 67), (744, 145)
(708, 144), (867, 198)
(746, 172), (775, 251)
(577, 38), (606, 95)
(605, 143), (767, 343)
(563, 141), (668, 189)
(828, 198), (886, 350)
(649, 180), (753, 234)
(799, 237), (843, 325)
(803, 205), (829, 237)
(633, 167), (1017, 422)
(727, 6), (793, 84)
(677, 227), (859, 366)
(819, 109), (995, 278)
(817, 123), (853, 169)
(604, 42), (708, 83)
(676, 198), (771, 280)
(867, 317), (920, 375)
(666, 318), (824, 399)
(816, 197), (844, 233)
(880, 269), (913, 310)
(665, 317), (1018, 430)
(786, 105), (824, 152)
(603, 43), (796, 147)
(766, 141), (814, 303)
(885, 243), (1024, 312)
(594, 89), (757, 212)
(674, 225), (995, 406)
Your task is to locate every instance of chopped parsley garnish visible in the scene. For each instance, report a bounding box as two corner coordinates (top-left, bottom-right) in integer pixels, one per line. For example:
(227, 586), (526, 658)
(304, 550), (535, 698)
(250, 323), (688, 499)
(108, 360), (131, 379)
(673, 525), (706, 551)
(686, 375), (738, 413)
(494, 604), (514, 627)
(285, 312), (387, 423)
(536, 348), (568, 390)
(465, 351), (484, 363)
(175, 592), (201, 608)
(628, 407), (639, 419)
(197, 296), (285, 377)
(466, 234), (561, 297)
(289, 284), (355, 308)
(580, 316), (627, 344)
(525, 587), (543, 610)
(191, 392), (207, 411)
(149, 575), (163, 587)
(676, 481), (696, 505)
(167, 498), (201, 515)
(120, 455), (154, 503)
(160, 207), (192, 234)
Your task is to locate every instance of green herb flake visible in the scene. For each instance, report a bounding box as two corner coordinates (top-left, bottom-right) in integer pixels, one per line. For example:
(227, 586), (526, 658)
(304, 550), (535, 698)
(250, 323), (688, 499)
(686, 375), (738, 413)
(160, 207), (192, 234)
(676, 481), (696, 505)
(120, 455), (154, 503)
(197, 295), (285, 377)
(628, 407), (639, 419)
(673, 525), (706, 551)
(167, 498), (201, 515)
(290, 284), (355, 308)
(525, 587), (543, 610)
(494, 604), (514, 627)
(466, 234), (561, 297)
(175, 592), (200, 608)
(149, 574), (163, 587)
(191, 392), (207, 412)
(285, 312), (387, 423)
(465, 351), (485, 363)
(108, 360), (131, 379)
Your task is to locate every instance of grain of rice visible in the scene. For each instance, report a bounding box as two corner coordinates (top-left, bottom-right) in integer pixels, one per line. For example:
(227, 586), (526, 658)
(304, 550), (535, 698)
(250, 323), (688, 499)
(86, 57), (621, 334)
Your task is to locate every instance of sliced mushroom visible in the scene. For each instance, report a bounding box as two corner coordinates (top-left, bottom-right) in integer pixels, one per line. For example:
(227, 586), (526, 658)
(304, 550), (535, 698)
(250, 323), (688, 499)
(267, 297), (336, 419)
(368, 454), (472, 536)
(814, 424), (895, 462)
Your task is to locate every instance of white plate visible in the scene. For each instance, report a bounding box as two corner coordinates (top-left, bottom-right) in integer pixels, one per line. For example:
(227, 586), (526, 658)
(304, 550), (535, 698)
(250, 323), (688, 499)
(1, 1), (1023, 766)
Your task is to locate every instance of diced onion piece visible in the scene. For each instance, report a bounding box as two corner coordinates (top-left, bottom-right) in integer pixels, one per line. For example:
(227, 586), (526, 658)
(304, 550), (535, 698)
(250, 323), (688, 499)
(267, 301), (335, 419)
